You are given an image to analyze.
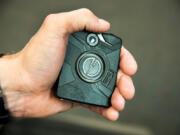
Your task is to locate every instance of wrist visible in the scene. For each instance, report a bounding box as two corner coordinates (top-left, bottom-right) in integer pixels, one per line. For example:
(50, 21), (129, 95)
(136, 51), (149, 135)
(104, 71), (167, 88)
(0, 53), (23, 112)
(0, 53), (20, 91)
(0, 54), (10, 125)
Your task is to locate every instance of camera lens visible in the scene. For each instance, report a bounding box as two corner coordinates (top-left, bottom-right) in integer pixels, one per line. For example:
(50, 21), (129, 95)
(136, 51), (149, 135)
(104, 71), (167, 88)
(76, 52), (104, 83)
(87, 34), (99, 46)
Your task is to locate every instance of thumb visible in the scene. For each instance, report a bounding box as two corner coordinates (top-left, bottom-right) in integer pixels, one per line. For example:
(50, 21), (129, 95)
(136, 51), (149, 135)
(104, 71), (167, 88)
(64, 8), (111, 33)
(41, 8), (110, 35)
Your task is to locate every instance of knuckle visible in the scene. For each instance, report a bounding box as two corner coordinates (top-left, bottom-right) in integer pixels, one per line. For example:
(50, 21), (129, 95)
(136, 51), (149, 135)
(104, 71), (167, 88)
(79, 8), (94, 16)
(45, 14), (56, 22)
(78, 8), (98, 25)
(43, 13), (68, 33)
(44, 14), (57, 26)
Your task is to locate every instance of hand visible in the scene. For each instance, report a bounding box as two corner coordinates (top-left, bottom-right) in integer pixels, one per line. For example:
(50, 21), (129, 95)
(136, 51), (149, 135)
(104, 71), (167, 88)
(0, 8), (137, 121)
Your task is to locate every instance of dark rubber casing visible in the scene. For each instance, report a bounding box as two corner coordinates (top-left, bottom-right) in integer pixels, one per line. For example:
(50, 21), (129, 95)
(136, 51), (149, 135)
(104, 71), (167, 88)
(57, 31), (122, 107)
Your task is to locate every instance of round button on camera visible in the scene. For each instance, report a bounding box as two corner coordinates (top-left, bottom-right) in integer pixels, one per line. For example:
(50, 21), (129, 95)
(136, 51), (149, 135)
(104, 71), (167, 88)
(87, 33), (99, 46)
(76, 53), (104, 82)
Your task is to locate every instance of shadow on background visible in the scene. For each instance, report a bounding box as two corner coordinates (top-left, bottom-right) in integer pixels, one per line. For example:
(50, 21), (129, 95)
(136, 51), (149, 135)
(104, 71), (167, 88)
(0, 0), (180, 135)
(1, 118), (121, 135)
(1, 116), (153, 135)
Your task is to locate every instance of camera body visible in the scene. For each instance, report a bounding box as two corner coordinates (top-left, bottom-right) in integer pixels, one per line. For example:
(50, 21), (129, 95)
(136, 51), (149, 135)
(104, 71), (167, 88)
(56, 31), (122, 107)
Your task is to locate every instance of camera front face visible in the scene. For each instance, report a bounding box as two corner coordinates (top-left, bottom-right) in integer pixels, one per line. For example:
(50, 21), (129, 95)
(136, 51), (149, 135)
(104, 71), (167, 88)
(57, 31), (122, 107)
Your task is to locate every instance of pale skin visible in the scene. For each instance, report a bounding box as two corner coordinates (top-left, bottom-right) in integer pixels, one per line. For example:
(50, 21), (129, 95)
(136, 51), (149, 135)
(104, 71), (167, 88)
(0, 8), (137, 121)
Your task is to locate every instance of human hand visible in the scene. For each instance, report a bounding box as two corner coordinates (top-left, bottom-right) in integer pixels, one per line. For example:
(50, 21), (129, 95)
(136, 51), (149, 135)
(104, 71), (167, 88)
(0, 8), (137, 121)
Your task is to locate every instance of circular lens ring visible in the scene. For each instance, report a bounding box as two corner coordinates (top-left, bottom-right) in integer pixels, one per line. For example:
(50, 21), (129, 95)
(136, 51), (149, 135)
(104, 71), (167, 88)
(87, 33), (99, 46)
(76, 52), (104, 83)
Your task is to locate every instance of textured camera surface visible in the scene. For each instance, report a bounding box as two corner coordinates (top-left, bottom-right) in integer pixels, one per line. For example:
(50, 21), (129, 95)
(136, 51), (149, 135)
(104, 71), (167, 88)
(57, 31), (122, 107)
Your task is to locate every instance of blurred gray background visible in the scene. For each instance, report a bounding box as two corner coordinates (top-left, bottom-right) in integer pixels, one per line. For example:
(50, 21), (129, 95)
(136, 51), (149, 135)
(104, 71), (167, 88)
(0, 0), (180, 135)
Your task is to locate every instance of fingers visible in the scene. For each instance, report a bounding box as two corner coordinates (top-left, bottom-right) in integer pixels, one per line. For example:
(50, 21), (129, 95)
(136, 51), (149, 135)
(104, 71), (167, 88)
(83, 105), (104, 115)
(102, 75), (134, 121)
(116, 71), (135, 100)
(43, 8), (110, 35)
(84, 105), (119, 121)
(102, 107), (119, 121)
(111, 88), (125, 110)
(120, 46), (138, 76)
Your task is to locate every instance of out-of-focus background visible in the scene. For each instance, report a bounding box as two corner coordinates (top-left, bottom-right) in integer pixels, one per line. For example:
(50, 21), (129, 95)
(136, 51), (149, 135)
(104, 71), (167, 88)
(0, 0), (180, 135)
